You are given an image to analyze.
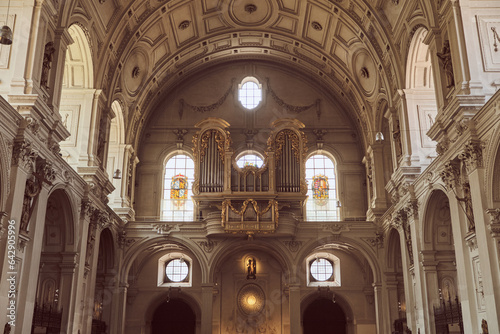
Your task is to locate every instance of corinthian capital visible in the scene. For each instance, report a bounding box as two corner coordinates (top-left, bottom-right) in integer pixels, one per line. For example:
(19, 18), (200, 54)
(458, 140), (483, 173)
(12, 140), (38, 172)
(440, 161), (460, 190)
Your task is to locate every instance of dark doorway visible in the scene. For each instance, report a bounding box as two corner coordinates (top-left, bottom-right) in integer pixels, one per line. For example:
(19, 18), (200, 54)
(303, 298), (347, 334)
(151, 299), (196, 334)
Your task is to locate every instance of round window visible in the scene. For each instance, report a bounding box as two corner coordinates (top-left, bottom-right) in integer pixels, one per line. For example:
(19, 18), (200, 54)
(165, 259), (189, 282)
(310, 258), (333, 281)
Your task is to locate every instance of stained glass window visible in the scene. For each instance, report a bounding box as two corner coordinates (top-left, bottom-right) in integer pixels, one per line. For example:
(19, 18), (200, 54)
(162, 155), (195, 221)
(306, 154), (339, 221)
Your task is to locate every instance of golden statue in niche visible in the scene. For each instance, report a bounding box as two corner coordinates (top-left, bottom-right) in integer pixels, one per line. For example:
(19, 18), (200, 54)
(247, 258), (256, 280)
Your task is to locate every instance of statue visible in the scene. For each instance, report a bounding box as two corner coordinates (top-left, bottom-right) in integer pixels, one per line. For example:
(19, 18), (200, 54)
(20, 177), (42, 232)
(3, 323), (11, 334)
(393, 119), (402, 160)
(247, 258), (256, 279)
(41, 42), (56, 90)
(456, 182), (475, 231)
(436, 40), (454, 88)
(482, 319), (488, 334)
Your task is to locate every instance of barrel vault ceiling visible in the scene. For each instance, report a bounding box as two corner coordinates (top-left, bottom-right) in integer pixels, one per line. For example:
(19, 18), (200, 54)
(65, 0), (437, 150)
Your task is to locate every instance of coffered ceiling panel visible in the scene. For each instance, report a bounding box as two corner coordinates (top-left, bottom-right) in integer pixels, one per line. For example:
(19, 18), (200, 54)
(152, 42), (171, 67)
(169, 3), (198, 47)
(228, 0), (273, 26)
(271, 14), (298, 34)
(303, 3), (332, 47)
(204, 14), (232, 33)
(142, 19), (166, 46)
(276, 0), (299, 14)
(202, 0), (223, 14)
(335, 22), (359, 48)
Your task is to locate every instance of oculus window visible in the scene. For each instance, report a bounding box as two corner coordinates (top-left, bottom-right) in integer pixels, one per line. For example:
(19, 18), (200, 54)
(305, 154), (339, 221)
(165, 259), (189, 282)
(239, 77), (262, 109)
(158, 253), (193, 287)
(236, 153), (264, 168)
(161, 154), (195, 221)
(306, 253), (341, 287)
(310, 258), (334, 281)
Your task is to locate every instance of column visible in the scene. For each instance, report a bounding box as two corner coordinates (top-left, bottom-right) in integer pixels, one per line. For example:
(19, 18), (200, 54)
(372, 282), (388, 334)
(288, 285), (301, 334)
(201, 284), (214, 334)
(462, 142), (500, 333)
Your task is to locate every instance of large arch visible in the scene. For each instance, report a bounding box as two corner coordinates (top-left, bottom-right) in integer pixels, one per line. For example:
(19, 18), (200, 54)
(34, 189), (77, 334)
(421, 189), (460, 334)
(402, 26), (438, 168)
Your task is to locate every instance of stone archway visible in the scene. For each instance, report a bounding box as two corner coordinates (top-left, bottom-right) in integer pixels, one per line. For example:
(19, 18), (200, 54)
(34, 189), (75, 334)
(151, 299), (196, 334)
(303, 297), (347, 334)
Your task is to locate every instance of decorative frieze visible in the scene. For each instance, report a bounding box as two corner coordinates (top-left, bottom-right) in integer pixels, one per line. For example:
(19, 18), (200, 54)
(153, 223), (179, 235)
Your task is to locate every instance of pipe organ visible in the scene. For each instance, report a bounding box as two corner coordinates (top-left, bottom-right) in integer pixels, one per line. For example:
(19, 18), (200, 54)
(192, 118), (307, 235)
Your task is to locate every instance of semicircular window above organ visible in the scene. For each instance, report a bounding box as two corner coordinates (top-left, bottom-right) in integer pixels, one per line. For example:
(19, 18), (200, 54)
(236, 153), (264, 168)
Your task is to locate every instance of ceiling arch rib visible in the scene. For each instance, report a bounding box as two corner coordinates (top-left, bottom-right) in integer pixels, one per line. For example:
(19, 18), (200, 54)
(95, 0), (406, 151)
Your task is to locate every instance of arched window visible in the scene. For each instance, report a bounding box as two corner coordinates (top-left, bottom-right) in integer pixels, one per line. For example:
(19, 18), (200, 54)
(305, 154), (339, 221)
(236, 152), (264, 168)
(161, 154), (195, 221)
(238, 77), (262, 109)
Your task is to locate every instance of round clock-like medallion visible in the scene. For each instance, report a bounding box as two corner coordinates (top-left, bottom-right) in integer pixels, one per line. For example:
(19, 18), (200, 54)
(237, 283), (265, 315)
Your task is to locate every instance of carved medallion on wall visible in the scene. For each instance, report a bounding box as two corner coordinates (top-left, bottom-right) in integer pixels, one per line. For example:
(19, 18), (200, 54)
(477, 15), (500, 71)
(122, 49), (149, 96)
(229, 0), (272, 26)
(352, 50), (377, 96)
(237, 283), (265, 315)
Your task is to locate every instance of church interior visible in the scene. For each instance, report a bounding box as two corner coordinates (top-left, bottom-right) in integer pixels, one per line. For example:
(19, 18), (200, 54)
(1, 0), (500, 333)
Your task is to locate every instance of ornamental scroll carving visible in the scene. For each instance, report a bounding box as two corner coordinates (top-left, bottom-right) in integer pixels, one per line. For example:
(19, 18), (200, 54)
(271, 130), (301, 164)
(198, 129), (227, 163)
(221, 199), (278, 225)
(458, 141), (484, 173)
(486, 208), (500, 238)
(12, 140), (38, 172)
(440, 161), (460, 190)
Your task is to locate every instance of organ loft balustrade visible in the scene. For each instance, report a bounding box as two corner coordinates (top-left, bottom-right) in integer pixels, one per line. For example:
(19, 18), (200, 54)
(191, 117), (307, 237)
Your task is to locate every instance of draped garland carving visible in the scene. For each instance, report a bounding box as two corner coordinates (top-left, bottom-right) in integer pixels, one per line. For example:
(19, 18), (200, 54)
(266, 78), (321, 118)
(221, 199), (278, 225)
(179, 78), (235, 115)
